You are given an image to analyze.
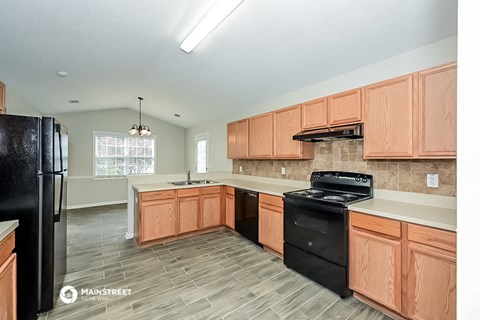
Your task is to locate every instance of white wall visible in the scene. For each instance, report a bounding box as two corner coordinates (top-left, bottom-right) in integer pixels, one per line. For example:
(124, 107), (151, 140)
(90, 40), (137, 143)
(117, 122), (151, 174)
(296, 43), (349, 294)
(185, 36), (457, 172)
(457, 1), (480, 317)
(5, 86), (42, 116)
(51, 108), (186, 208)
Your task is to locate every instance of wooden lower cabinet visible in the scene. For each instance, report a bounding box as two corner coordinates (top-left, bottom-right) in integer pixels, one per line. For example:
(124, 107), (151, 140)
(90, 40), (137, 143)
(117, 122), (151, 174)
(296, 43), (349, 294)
(0, 232), (16, 320)
(177, 197), (199, 234)
(258, 194), (284, 254)
(140, 199), (176, 242)
(406, 224), (457, 320)
(225, 187), (235, 229)
(349, 211), (456, 320)
(200, 194), (221, 229)
(349, 228), (402, 312)
(135, 187), (227, 245)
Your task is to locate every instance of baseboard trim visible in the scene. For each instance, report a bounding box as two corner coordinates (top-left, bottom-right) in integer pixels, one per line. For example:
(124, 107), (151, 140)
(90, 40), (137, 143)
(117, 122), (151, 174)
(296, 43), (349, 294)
(67, 200), (127, 210)
(125, 232), (134, 239)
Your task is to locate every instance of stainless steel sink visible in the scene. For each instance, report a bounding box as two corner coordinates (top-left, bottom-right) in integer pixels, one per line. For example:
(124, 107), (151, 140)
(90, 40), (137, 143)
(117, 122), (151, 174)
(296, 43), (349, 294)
(192, 180), (218, 184)
(168, 181), (197, 186)
(167, 180), (218, 186)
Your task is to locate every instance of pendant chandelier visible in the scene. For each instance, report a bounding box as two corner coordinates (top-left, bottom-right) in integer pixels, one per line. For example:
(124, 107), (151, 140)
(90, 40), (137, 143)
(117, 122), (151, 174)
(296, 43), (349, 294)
(129, 97), (152, 136)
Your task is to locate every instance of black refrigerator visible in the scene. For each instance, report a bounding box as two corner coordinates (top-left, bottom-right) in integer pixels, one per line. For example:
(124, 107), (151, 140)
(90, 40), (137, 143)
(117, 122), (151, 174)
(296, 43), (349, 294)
(0, 115), (68, 320)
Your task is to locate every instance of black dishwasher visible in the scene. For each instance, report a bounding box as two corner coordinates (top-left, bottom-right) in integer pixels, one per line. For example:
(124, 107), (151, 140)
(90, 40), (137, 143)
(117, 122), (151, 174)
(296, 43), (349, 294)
(235, 188), (260, 245)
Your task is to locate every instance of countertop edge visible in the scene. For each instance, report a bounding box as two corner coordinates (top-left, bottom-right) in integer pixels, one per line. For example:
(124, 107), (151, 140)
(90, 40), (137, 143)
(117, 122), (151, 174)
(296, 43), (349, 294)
(348, 203), (456, 232)
(132, 180), (299, 197)
(0, 220), (19, 242)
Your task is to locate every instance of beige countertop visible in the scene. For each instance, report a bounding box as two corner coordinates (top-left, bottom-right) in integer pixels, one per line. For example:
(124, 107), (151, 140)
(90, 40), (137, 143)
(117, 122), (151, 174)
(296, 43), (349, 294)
(131, 174), (457, 232)
(349, 190), (456, 232)
(0, 220), (19, 242)
(132, 178), (304, 197)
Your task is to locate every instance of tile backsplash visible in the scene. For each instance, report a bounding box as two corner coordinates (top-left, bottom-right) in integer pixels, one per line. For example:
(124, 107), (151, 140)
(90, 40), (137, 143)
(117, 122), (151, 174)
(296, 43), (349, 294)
(233, 140), (456, 196)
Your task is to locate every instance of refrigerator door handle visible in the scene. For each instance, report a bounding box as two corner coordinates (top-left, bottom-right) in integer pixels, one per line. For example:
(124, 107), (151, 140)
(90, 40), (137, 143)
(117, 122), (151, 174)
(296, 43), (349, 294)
(55, 124), (64, 173)
(54, 172), (64, 223)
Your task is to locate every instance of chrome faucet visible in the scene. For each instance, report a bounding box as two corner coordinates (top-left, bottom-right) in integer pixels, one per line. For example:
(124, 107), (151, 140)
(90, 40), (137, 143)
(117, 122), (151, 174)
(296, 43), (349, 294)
(186, 169), (191, 182)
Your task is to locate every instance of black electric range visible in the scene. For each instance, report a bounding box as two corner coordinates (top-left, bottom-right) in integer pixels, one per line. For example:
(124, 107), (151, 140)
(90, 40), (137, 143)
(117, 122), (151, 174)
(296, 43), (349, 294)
(283, 171), (373, 298)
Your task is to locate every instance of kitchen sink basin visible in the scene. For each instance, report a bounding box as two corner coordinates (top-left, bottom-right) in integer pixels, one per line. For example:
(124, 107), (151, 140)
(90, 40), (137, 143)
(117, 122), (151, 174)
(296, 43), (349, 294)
(168, 181), (197, 186)
(167, 180), (218, 186)
(191, 180), (218, 184)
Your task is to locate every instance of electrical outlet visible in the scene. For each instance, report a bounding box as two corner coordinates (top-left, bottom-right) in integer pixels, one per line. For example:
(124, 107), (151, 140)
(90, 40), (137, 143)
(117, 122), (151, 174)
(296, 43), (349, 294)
(281, 167), (286, 175)
(239, 165), (243, 172)
(426, 173), (439, 188)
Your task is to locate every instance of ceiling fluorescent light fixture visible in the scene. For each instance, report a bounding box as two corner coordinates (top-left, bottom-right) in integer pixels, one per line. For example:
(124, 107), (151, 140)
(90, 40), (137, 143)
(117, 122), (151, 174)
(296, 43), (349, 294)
(180, 0), (244, 53)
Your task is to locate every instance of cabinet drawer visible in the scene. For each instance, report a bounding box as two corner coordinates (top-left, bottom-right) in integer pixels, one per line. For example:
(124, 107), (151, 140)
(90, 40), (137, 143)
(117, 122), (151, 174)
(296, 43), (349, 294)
(259, 193), (283, 208)
(225, 186), (235, 196)
(141, 190), (175, 201)
(350, 211), (401, 238)
(0, 232), (15, 266)
(200, 186), (221, 195)
(177, 188), (200, 198)
(408, 223), (456, 253)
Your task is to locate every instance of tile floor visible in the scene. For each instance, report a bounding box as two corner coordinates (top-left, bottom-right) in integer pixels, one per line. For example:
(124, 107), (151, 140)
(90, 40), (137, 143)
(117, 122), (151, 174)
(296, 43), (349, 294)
(38, 204), (392, 320)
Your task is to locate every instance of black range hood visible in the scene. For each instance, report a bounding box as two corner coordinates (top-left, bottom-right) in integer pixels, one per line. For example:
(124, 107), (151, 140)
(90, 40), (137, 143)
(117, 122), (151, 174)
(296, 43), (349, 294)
(293, 124), (363, 142)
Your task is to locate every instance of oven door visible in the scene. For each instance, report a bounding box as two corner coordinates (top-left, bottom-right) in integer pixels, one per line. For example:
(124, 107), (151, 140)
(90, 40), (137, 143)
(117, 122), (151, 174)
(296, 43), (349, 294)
(284, 197), (348, 267)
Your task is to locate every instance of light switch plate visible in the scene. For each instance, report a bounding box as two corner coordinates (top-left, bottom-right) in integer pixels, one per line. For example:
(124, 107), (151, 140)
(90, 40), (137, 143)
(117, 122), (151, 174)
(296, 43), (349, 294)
(239, 165), (243, 172)
(426, 173), (439, 188)
(281, 167), (286, 175)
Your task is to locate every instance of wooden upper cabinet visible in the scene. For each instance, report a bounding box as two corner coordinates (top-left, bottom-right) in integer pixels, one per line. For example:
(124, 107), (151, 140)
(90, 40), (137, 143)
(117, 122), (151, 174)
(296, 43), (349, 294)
(301, 97), (328, 130)
(328, 88), (362, 126)
(363, 74), (415, 158)
(237, 119), (249, 158)
(227, 119), (249, 159)
(227, 122), (238, 159)
(0, 81), (5, 114)
(418, 63), (457, 158)
(248, 113), (273, 158)
(274, 105), (313, 159)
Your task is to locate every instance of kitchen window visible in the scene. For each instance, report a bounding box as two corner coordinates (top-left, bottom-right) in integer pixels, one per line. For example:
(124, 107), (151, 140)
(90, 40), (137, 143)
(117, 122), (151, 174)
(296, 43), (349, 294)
(94, 132), (155, 177)
(195, 133), (208, 173)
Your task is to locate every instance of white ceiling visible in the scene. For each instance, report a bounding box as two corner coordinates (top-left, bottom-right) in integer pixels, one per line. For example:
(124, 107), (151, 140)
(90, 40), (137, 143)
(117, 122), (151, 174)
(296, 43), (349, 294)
(0, 0), (457, 128)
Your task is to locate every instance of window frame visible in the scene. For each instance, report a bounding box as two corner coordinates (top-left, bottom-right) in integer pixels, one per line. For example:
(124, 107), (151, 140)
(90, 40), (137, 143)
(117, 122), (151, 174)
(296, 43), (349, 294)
(93, 131), (156, 179)
(194, 133), (209, 173)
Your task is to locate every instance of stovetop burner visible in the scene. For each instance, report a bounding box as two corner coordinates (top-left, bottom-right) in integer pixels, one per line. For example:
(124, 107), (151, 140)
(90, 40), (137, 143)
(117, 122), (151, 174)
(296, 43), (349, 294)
(284, 171), (373, 207)
(322, 195), (347, 201)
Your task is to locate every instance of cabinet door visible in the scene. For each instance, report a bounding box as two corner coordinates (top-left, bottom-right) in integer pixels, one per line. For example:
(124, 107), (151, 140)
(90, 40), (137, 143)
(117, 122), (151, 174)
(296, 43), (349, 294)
(363, 75), (414, 158)
(259, 203), (283, 254)
(301, 97), (328, 130)
(248, 113), (273, 158)
(406, 242), (456, 320)
(200, 194), (221, 229)
(141, 199), (176, 242)
(418, 63), (456, 157)
(225, 193), (235, 229)
(237, 119), (249, 158)
(274, 105), (303, 158)
(227, 122), (238, 159)
(328, 88), (362, 126)
(349, 228), (402, 312)
(0, 253), (16, 320)
(178, 197), (199, 234)
(0, 81), (5, 114)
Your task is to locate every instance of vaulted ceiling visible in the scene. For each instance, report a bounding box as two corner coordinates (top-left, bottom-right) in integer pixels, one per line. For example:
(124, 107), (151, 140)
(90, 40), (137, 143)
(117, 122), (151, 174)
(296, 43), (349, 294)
(0, 0), (457, 127)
